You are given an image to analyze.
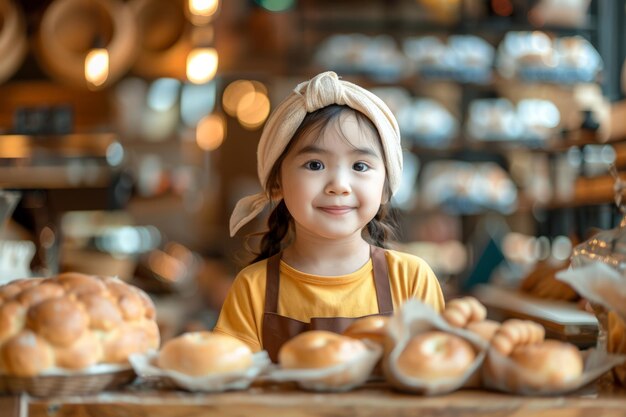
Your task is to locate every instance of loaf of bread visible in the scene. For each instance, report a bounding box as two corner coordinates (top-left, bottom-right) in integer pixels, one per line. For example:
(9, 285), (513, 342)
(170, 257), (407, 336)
(157, 331), (252, 376)
(0, 273), (160, 377)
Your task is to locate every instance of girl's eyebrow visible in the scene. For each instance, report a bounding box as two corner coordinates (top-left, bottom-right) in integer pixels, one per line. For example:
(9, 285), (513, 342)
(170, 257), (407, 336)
(296, 144), (381, 158)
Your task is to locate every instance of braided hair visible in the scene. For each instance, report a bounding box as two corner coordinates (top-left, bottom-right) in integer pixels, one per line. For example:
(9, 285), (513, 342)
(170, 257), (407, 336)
(248, 105), (398, 264)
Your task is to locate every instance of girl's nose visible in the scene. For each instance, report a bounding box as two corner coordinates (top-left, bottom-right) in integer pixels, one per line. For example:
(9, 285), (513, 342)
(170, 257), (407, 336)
(325, 170), (351, 195)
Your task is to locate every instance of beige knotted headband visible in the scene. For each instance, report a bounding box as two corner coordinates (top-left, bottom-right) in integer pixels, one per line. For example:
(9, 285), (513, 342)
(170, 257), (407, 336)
(229, 71), (403, 237)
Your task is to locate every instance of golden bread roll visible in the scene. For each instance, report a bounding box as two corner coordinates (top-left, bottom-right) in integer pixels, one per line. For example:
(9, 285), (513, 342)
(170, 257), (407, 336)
(509, 340), (583, 387)
(157, 331), (252, 376)
(0, 273), (159, 375)
(26, 296), (89, 347)
(54, 272), (107, 295)
(396, 331), (476, 379)
(466, 319), (501, 342)
(342, 316), (389, 345)
(101, 320), (161, 364)
(279, 330), (367, 369)
(0, 330), (55, 377)
(0, 301), (26, 344)
(443, 297), (487, 328)
(491, 319), (545, 356)
(53, 331), (102, 370)
(17, 283), (65, 308)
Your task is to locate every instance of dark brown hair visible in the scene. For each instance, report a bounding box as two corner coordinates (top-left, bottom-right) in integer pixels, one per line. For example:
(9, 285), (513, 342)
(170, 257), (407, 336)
(247, 105), (397, 264)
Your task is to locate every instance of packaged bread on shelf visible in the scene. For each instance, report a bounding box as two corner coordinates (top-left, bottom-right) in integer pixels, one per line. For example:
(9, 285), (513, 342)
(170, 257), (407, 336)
(483, 318), (626, 394)
(0, 273), (159, 377)
(129, 331), (270, 392)
(263, 330), (382, 392)
(383, 299), (488, 395)
(557, 261), (626, 386)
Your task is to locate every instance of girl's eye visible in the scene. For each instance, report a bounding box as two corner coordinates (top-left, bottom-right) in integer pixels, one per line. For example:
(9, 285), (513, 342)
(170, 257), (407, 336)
(353, 162), (369, 172)
(304, 160), (324, 170)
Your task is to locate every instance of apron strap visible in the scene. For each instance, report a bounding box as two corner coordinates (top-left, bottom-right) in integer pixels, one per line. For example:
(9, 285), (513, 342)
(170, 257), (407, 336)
(264, 252), (282, 314)
(371, 245), (394, 314)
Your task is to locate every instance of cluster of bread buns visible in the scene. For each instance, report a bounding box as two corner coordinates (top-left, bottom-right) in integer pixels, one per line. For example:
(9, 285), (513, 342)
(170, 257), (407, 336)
(0, 273), (160, 377)
(157, 331), (252, 376)
(488, 319), (583, 388)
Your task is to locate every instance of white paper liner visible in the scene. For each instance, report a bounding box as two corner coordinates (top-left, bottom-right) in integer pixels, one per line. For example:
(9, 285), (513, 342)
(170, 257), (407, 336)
(556, 262), (626, 323)
(129, 350), (271, 392)
(383, 299), (489, 395)
(261, 342), (382, 392)
(482, 346), (626, 395)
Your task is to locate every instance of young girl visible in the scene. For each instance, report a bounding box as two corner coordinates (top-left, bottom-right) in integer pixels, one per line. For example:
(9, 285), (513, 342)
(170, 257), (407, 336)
(214, 72), (444, 361)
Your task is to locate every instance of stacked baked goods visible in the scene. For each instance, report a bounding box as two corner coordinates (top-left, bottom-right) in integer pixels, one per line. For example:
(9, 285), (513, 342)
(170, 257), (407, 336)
(0, 273), (160, 377)
(157, 331), (252, 376)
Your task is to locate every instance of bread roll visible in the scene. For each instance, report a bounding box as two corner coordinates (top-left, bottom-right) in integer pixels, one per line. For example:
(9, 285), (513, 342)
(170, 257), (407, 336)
(279, 330), (367, 369)
(54, 272), (107, 295)
(0, 330), (55, 377)
(0, 301), (26, 344)
(26, 296), (89, 347)
(491, 319), (545, 356)
(157, 331), (252, 376)
(396, 331), (476, 379)
(466, 319), (500, 342)
(54, 331), (102, 369)
(509, 340), (583, 387)
(342, 316), (389, 345)
(443, 297), (487, 328)
(17, 283), (65, 308)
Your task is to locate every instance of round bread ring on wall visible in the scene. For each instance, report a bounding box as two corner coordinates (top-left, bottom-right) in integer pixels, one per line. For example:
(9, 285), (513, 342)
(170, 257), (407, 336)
(35, 0), (138, 89)
(130, 0), (193, 80)
(0, 0), (28, 85)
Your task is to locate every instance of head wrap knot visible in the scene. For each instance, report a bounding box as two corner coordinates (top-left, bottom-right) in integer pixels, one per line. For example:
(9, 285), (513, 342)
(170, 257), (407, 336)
(298, 71), (346, 113)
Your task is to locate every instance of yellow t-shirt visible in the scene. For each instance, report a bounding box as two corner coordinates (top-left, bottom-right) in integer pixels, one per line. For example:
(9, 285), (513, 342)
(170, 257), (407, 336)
(213, 249), (444, 352)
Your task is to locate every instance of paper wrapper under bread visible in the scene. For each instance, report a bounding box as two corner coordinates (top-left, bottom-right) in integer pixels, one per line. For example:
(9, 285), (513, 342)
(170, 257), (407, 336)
(383, 299), (489, 395)
(129, 350), (271, 392)
(260, 342), (382, 392)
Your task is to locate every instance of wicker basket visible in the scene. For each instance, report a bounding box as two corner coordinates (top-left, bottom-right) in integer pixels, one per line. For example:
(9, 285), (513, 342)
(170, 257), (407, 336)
(0, 367), (136, 397)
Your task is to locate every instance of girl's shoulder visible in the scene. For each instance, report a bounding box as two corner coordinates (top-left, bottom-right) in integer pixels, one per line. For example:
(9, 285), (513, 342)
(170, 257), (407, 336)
(382, 248), (435, 275)
(233, 258), (270, 287)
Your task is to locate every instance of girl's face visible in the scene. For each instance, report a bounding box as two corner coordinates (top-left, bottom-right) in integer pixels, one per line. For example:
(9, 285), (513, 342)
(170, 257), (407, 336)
(277, 111), (387, 243)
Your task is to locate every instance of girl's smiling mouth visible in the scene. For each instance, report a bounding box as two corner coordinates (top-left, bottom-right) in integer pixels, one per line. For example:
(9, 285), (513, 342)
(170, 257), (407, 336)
(318, 206), (354, 215)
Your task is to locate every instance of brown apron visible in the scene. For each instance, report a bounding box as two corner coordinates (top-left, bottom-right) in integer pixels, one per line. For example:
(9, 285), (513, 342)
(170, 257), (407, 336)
(262, 245), (394, 362)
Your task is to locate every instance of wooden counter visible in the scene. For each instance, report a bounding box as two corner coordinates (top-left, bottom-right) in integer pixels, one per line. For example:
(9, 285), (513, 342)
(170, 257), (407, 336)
(2, 377), (626, 417)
